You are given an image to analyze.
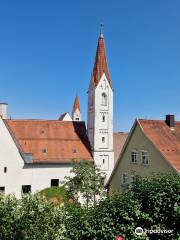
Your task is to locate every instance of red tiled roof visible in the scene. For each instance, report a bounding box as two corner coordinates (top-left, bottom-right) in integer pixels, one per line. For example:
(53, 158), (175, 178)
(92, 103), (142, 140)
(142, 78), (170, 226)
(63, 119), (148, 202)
(138, 119), (180, 172)
(73, 95), (80, 113)
(113, 132), (128, 163)
(91, 36), (112, 88)
(5, 120), (93, 163)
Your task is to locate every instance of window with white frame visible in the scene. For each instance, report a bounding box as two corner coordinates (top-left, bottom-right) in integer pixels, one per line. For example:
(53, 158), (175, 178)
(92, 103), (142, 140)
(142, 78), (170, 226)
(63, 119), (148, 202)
(122, 173), (128, 185)
(131, 150), (138, 163)
(101, 92), (107, 106)
(141, 150), (149, 165)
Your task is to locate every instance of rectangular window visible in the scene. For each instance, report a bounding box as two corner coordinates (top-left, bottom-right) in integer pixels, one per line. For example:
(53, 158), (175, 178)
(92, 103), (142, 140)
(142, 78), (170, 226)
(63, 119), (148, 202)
(22, 185), (31, 194)
(141, 150), (149, 165)
(122, 173), (128, 185)
(131, 150), (138, 163)
(51, 179), (59, 187)
(131, 175), (136, 183)
(102, 137), (105, 143)
(101, 92), (107, 106)
(100, 155), (109, 170)
(4, 167), (7, 173)
(0, 187), (5, 193)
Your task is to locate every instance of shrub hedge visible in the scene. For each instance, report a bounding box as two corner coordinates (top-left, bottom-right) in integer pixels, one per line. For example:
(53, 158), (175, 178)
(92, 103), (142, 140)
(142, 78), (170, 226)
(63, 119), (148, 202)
(0, 174), (179, 240)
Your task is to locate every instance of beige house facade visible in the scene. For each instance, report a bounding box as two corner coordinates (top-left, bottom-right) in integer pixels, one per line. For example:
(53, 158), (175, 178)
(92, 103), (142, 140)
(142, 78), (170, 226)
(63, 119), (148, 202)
(107, 115), (180, 193)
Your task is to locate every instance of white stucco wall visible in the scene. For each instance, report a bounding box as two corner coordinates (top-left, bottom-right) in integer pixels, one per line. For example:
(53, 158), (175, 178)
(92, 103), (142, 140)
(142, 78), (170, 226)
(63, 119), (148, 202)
(0, 118), (72, 198)
(0, 103), (8, 119)
(72, 109), (81, 121)
(87, 74), (114, 180)
(62, 113), (72, 121)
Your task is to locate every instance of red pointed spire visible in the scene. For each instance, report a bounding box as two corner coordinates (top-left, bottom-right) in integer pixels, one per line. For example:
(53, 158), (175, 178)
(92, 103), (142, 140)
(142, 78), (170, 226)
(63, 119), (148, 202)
(91, 32), (112, 88)
(73, 95), (80, 113)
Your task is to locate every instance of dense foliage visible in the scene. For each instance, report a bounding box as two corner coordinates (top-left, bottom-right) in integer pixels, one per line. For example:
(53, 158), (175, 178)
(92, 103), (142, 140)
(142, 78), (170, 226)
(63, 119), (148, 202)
(0, 174), (179, 240)
(64, 173), (180, 240)
(0, 194), (67, 240)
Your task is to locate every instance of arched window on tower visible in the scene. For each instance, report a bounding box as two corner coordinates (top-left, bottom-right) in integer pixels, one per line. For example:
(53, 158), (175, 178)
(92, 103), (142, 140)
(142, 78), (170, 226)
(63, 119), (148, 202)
(101, 92), (107, 106)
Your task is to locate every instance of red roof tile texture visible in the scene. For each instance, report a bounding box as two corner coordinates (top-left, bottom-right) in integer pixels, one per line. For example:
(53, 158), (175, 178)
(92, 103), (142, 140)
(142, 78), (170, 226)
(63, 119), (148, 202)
(5, 120), (93, 163)
(113, 132), (128, 163)
(73, 95), (80, 113)
(139, 119), (180, 172)
(92, 36), (112, 88)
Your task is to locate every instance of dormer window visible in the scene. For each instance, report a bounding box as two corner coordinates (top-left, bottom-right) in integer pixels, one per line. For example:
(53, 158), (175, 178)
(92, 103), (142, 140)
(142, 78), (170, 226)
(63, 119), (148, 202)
(72, 149), (77, 153)
(41, 130), (45, 135)
(42, 148), (47, 154)
(101, 92), (107, 106)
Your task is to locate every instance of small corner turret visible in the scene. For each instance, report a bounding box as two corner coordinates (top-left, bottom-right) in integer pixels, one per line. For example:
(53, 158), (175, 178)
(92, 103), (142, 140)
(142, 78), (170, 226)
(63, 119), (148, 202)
(72, 95), (81, 121)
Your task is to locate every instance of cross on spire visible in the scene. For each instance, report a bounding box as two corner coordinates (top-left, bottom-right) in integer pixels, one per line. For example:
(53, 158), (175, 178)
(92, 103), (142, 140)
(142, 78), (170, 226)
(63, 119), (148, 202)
(100, 23), (104, 38)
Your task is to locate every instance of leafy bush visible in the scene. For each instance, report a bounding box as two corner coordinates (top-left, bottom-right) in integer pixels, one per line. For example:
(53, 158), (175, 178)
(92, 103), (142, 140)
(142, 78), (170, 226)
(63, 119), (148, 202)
(0, 194), (18, 240)
(65, 193), (151, 240)
(65, 173), (180, 240)
(0, 174), (179, 240)
(0, 194), (67, 240)
(131, 173), (180, 239)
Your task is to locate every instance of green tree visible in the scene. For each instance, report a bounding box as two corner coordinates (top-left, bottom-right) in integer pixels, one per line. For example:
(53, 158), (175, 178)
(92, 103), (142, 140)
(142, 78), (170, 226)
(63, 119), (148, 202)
(64, 160), (106, 208)
(65, 173), (180, 240)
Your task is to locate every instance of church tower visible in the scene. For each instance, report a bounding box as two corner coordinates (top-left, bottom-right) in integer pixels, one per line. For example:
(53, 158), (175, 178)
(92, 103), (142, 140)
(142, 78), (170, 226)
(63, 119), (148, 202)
(87, 28), (114, 179)
(72, 95), (81, 121)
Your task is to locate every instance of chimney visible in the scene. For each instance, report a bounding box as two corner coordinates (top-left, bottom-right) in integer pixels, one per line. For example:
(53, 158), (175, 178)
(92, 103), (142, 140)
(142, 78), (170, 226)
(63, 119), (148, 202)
(0, 103), (8, 119)
(165, 114), (175, 128)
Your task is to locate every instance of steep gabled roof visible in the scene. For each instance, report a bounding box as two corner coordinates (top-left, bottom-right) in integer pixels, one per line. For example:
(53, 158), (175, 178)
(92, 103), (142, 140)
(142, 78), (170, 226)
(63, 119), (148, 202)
(106, 118), (180, 186)
(91, 35), (112, 88)
(138, 119), (180, 172)
(59, 112), (72, 121)
(5, 119), (93, 164)
(72, 95), (80, 113)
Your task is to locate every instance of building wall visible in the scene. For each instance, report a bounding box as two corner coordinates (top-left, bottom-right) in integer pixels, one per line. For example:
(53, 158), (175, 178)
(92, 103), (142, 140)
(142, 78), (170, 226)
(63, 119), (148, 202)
(88, 74), (114, 180)
(62, 113), (72, 121)
(73, 109), (81, 121)
(109, 123), (175, 193)
(0, 118), (72, 198)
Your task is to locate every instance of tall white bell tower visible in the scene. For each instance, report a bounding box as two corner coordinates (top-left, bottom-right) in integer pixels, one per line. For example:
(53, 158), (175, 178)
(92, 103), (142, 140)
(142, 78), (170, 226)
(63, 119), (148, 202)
(87, 28), (114, 180)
